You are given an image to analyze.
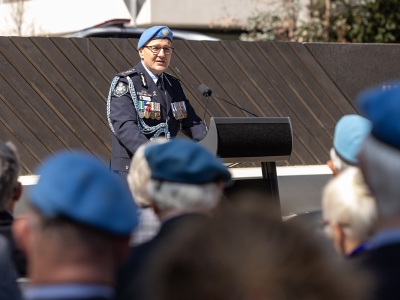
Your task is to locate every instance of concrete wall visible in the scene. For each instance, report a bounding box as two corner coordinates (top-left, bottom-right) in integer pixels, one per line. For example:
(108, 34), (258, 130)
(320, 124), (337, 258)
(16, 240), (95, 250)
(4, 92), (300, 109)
(14, 166), (332, 217)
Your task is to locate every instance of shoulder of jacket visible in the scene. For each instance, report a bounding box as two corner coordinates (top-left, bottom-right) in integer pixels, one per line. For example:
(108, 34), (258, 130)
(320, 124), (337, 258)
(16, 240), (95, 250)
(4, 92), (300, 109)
(116, 68), (138, 77)
(164, 72), (180, 82)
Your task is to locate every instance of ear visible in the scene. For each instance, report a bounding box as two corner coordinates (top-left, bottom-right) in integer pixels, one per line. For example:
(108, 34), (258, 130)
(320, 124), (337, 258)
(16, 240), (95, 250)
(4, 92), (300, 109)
(12, 215), (30, 256)
(151, 201), (160, 216)
(331, 222), (346, 256)
(12, 182), (22, 201)
(139, 48), (144, 60)
(6, 182), (23, 212)
(327, 160), (339, 176)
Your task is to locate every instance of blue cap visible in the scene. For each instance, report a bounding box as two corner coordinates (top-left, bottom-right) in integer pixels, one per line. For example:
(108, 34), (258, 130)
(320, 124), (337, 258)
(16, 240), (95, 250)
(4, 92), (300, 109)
(144, 138), (231, 184)
(137, 26), (173, 49)
(333, 114), (372, 165)
(30, 151), (138, 235)
(357, 81), (400, 150)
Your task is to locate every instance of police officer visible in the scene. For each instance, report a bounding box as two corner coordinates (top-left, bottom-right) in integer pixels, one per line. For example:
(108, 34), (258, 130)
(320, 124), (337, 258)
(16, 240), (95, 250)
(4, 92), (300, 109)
(107, 26), (207, 181)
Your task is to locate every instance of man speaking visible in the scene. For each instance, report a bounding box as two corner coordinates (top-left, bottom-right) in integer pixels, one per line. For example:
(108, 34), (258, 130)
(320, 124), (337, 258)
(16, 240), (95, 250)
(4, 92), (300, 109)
(107, 26), (207, 181)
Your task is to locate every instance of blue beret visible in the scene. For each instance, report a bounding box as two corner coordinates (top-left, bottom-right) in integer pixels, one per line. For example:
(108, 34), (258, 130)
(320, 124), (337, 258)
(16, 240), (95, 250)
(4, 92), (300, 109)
(138, 26), (173, 49)
(333, 114), (372, 165)
(357, 81), (400, 150)
(144, 138), (231, 184)
(30, 151), (138, 235)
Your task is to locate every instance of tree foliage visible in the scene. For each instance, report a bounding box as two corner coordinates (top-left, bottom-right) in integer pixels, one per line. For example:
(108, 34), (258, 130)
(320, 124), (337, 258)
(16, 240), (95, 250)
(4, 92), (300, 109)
(240, 0), (400, 43)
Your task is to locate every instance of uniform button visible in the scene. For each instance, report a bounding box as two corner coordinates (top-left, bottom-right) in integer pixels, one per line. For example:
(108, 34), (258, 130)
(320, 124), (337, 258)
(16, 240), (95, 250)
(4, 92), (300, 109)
(126, 166), (129, 170)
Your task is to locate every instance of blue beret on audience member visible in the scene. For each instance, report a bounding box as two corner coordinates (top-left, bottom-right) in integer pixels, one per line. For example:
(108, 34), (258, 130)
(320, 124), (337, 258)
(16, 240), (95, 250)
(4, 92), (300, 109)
(144, 138), (231, 184)
(333, 114), (372, 165)
(137, 26), (173, 49)
(357, 82), (400, 150)
(30, 151), (138, 235)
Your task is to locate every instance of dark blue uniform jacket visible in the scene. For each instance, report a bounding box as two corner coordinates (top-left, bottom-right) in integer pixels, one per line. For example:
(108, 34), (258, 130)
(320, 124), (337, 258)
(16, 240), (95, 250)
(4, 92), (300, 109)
(109, 63), (206, 173)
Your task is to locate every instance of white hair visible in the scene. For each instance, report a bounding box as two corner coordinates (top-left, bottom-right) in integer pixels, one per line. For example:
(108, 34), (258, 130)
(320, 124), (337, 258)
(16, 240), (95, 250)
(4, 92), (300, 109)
(359, 136), (400, 217)
(322, 166), (377, 243)
(147, 179), (222, 212)
(127, 138), (168, 208)
(330, 148), (350, 172)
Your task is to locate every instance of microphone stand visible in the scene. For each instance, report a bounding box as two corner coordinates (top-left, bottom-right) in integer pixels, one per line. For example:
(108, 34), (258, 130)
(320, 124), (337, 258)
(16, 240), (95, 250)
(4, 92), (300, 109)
(202, 96), (209, 132)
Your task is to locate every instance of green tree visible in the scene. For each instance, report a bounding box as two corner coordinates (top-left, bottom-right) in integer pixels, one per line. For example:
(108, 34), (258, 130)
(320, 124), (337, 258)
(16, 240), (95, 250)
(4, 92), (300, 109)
(240, 0), (301, 42)
(240, 0), (400, 43)
(345, 0), (400, 42)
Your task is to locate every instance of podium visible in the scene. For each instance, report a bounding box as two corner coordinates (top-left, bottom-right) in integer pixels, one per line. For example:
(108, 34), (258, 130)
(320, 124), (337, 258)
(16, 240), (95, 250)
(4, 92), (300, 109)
(199, 117), (293, 214)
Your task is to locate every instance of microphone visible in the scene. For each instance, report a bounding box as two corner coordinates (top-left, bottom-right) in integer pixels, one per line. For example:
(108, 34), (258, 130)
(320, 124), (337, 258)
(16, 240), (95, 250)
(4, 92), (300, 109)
(198, 84), (258, 117)
(198, 84), (212, 97)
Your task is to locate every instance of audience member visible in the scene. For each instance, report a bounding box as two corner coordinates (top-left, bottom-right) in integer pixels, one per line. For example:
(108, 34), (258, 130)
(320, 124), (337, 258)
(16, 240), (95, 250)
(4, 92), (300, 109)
(322, 166), (377, 257)
(12, 151), (138, 300)
(127, 138), (168, 246)
(327, 114), (372, 175)
(144, 201), (368, 300)
(0, 235), (22, 300)
(117, 138), (231, 300)
(355, 82), (400, 300)
(0, 141), (26, 277)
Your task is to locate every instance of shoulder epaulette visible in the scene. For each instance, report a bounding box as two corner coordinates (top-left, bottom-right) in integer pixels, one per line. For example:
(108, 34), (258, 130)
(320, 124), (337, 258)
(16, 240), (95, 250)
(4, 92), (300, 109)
(116, 68), (137, 77)
(164, 72), (180, 82)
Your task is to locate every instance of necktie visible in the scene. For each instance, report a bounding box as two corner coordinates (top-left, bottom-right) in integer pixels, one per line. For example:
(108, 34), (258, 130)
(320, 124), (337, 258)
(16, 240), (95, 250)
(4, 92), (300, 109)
(157, 77), (167, 102)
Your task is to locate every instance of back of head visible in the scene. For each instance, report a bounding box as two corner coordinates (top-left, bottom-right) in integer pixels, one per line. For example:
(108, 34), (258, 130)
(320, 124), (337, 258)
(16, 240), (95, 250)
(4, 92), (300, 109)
(127, 138), (168, 208)
(322, 167), (377, 242)
(144, 138), (231, 212)
(357, 81), (400, 217)
(0, 142), (20, 211)
(145, 202), (368, 300)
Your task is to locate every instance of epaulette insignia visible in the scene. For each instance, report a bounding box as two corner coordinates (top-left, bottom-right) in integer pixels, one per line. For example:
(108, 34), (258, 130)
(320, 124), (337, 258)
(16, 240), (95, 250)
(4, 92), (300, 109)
(116, 68), (137, 77)
(113, 82), (128, 97)
(164, 72), (180, 82)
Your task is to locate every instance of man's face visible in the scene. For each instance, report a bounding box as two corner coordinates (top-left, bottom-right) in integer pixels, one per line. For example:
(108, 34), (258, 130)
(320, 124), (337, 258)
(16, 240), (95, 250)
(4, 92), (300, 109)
(139, 39), (172, 76)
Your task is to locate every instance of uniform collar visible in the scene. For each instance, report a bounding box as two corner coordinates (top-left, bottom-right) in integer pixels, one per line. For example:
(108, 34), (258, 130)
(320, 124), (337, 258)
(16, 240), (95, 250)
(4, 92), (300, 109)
(24, 284), (114, 300)
(141, 62), (163, 85)
(347, 242), (369, 258)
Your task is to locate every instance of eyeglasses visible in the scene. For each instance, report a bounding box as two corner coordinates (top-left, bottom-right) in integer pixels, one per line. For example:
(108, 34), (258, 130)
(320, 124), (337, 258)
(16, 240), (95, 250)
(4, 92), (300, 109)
(144, 45), (174, 55)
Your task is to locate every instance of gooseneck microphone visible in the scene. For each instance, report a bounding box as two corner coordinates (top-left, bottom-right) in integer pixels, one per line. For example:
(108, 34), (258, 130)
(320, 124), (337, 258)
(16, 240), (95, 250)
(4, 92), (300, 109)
(198, 84), (212, 97)
(198, 84), (258, 117)
(198, 84), (210, 132)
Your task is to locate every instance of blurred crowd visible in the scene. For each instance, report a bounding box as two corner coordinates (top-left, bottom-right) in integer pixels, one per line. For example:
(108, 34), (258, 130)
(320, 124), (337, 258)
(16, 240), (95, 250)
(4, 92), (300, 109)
(1, 81), (400, 300)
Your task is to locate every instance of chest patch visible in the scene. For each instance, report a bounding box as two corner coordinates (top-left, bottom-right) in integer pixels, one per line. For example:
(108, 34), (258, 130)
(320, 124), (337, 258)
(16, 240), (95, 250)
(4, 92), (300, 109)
(114, 82), (128, 97)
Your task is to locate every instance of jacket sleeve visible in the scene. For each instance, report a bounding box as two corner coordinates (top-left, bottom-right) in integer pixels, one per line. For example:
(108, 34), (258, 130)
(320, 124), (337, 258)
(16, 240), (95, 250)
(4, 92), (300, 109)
(181, 98), (207, 142)
(168, 78), (207, 142)
(109, 79), (149, 156)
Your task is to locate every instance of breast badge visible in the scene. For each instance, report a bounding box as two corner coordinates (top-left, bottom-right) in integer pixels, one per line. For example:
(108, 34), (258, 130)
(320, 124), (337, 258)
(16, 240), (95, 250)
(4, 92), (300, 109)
(171, 101), (188, 120)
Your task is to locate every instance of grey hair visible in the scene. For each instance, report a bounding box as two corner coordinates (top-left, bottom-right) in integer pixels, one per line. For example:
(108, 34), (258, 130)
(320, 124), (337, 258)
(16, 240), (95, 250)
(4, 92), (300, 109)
(330, 148), (350, 172)
(127, 138), (168, 208)
(322, 166), (377, 242)
(147, 179), (222, 212)
(359, 136), (400, 217)
(0, 141), (20, 210)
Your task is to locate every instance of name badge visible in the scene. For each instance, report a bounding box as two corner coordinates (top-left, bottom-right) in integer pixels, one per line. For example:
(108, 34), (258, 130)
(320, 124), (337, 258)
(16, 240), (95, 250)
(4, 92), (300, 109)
(141, 96), (152, 101)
